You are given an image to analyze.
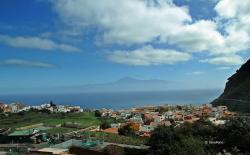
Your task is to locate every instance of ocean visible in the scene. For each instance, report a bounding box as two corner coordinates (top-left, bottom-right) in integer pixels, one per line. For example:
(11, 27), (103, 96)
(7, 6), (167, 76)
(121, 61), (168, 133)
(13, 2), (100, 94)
(0, 89), (222, 109)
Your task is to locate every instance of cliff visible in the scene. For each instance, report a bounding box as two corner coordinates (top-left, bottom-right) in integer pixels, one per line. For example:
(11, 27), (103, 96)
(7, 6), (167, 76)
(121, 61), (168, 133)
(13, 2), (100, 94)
(213, 59), (250, 112)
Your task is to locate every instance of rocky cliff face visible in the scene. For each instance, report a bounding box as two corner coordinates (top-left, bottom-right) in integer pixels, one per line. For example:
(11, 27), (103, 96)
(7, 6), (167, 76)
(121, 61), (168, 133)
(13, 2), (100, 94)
(213, 59), (250, 112)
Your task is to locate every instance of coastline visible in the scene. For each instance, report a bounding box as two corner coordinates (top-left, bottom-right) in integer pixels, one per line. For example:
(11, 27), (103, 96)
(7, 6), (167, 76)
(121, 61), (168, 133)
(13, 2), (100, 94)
(0, 89), (221, 110)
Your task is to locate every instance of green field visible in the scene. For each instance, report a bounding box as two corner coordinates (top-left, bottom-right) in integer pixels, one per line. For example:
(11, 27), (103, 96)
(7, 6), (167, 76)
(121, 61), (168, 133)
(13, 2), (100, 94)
(45, 127), (78, 134)
(0, 111), (100, 130)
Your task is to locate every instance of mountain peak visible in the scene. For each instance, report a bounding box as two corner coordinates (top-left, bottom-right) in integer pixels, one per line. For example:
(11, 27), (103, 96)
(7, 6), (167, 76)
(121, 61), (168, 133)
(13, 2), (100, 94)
(116, 77), (139, 83)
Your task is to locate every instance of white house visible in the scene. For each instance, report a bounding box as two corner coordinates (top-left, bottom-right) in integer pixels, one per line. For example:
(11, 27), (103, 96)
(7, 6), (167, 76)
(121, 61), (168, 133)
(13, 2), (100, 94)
(140, 125), (155, 132)
(111, 123), (121, 128)
(208, 117), (226, 125)
(164, 111), (174, 119)
(130, 116), (143, 123)
(154, 115), (165, 123)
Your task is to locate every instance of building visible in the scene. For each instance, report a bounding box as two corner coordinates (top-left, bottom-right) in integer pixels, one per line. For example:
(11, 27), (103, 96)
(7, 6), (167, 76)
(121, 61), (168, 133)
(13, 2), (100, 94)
(9, 103), (25, 113)
(0, 102), (6, 112)
(110, 123), (121, 128)
(140, 125), (154, 133)
(102, 128), (119, 134)
(130, 116), (143, 124)
(207, 117), (226, 125)
(153, 115), (165, 123)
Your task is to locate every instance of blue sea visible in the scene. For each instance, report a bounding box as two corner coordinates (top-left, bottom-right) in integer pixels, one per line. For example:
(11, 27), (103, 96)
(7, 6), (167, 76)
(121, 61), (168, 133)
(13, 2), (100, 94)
(0, 89), (222, 109)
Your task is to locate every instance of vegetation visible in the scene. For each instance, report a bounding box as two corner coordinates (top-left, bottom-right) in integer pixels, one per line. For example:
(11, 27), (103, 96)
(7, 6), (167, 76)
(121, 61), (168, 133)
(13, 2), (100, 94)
(0, 111), (100, 129)
(94, 110), (102, 117)
(118, 122), (140, 136)
(100, 120), (111, 129)
(81, 131), (148, 146)
(98, 116), (124, 130)
(104, 144), (149, 155)
(148, 118), (250, 155)
(45, 127), (77, 134)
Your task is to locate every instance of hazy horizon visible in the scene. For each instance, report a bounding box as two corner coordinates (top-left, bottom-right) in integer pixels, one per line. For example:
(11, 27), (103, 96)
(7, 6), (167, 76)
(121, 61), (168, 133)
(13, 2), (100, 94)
(0, 76), (224, 95)
(0, 89), (222, 109)
(1, 0), (250, 95)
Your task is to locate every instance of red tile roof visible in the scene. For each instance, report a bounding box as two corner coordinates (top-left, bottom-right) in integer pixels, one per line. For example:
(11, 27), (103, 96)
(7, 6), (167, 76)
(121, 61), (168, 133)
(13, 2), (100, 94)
(103, 128), (118, 134)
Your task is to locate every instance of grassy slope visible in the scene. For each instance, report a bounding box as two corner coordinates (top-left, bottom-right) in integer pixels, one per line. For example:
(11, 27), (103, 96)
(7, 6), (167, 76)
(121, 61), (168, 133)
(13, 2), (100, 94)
(0, 111), (100, 129)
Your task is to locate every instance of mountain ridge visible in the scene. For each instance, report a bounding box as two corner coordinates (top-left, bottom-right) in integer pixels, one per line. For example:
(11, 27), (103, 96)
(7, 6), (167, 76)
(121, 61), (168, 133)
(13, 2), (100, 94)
(2, 77), (170, 94)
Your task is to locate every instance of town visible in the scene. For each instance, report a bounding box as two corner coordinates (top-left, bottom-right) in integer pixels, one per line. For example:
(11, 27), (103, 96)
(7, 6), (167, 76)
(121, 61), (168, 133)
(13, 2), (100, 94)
(0, 101), (235, 155)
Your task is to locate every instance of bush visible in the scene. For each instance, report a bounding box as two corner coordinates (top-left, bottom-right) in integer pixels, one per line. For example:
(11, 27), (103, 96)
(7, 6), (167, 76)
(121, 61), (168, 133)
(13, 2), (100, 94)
(118, 123), (139, 136)
(94, 110), (102, 117)
(148, 118), (250, 155)
(100, 120), (111, 129)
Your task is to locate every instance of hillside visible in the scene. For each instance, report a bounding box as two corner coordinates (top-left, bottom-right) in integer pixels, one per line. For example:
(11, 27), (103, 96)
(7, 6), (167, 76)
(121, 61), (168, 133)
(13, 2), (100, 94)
(213, 59), (250, 112)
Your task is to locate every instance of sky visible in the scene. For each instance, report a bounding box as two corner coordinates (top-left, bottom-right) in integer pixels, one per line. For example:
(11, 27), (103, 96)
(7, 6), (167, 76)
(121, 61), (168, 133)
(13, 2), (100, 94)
(0, 0), (250, 93)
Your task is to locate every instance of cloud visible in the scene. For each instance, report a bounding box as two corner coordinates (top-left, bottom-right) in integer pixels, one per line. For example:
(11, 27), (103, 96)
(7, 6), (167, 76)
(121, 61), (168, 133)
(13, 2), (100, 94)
(108, 45), (191, 66)
(192, 71), (205, 75)
(0, 59), (55, 68)
(52, 0), (191, 44)
(51, 0), (250, 56)
(0, 34), (80, 52)
(213, 0), (250, 54)
(164, 20), (225, 53)
(215, 0), (250, 19)
(216, 66), (231, 70)
(200, 55), (244, 65)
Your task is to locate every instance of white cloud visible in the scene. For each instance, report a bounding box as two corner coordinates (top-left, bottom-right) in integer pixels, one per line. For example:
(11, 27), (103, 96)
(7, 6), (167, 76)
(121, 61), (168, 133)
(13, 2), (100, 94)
(200, 55), (244, 65)
(192, 71), (205, 75)
(215, 0), (250, 19)
(216, 66), (231, 70)
(213, 0), (250, 54)
(164, 20), (225, 53)
(0, 35), (80, 52)
(50, 0), (250, 65)
(108, 45), (191, 66)
(0, 59), (54, 68)
(52, 0), (191, 44)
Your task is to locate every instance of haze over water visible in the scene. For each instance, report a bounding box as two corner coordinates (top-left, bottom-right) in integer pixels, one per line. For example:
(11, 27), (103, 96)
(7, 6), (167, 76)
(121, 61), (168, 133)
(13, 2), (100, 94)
(0, 89), (221, 109)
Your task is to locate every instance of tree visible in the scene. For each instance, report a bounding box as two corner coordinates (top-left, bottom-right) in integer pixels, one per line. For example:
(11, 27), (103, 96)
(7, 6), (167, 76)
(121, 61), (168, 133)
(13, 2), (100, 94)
(50, 100), (56, 107)
(94, 110), (101, 117)
(218, 117), (250, 153)
(118, 123), (139, 136)
(148, 125), (205, 155)
(148, 118), (250, 154)
(100, 120), (111, 129)
(173, 136), (205, 155)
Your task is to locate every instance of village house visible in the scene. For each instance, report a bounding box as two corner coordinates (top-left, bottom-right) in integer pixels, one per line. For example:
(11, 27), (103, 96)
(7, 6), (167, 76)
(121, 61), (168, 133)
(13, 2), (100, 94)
(68, 106), (83, 112)
(153, 115), (165, 123)
(120, 111), (131, 119)
(9, 103), (25, 113)
(140, 125), (155, 133)
(164, 111), (174, 119)
(100, 108), (113, 117)
(0, 102), (6, 112)
(57, 105), (70, 113)
(129, 115), (143, 124)
(19, 106), (31, 112)
(207, 117), (226, 125)
(110, 123), (121, 128)
(102, 127), (119, 134)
